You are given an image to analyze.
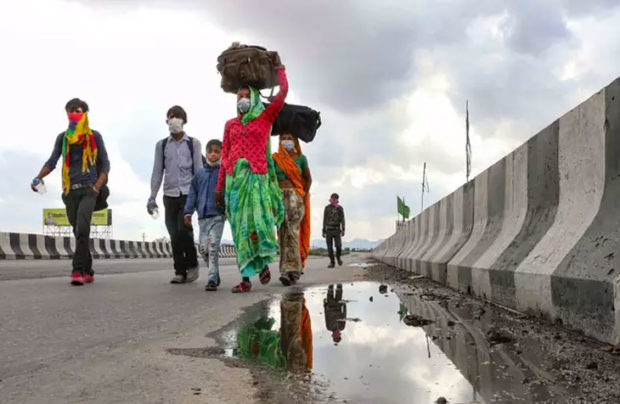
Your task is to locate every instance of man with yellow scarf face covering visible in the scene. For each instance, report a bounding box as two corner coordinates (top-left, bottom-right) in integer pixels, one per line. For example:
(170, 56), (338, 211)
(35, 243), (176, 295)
(32, 98), (110, 286)
(216, 56), (287, 293)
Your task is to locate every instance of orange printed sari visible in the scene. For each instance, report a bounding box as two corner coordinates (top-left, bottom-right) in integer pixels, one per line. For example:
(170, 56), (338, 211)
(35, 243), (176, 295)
(272, 138), (311, 267)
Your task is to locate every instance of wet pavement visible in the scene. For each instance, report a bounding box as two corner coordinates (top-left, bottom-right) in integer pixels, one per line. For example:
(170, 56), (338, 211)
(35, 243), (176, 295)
(197, 280), (578, 403)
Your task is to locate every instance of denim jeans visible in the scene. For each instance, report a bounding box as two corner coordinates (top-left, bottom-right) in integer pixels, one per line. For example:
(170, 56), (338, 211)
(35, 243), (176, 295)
(199, 215), (225, 283)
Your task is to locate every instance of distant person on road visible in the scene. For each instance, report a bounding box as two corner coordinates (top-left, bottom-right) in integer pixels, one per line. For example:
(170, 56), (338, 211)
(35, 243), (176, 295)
(31, 98), (110, 286)
(184, 139), (226, 292)
(148, 105), (202, 284)
(324, 284), (346, 345)
(272, 134), (312, 286)
(215, 57), (287, 293)
(322, 193), (346, 268)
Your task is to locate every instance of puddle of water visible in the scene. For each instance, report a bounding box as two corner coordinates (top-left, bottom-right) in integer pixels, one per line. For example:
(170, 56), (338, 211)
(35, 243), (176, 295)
(222, 282), (565, 404)
(348, 262), (374, 268)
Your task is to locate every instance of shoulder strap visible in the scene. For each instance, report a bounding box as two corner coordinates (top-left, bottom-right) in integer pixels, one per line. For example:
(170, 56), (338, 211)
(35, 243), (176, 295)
(187, 137), (195, 175)
(161, 138), (169, 170)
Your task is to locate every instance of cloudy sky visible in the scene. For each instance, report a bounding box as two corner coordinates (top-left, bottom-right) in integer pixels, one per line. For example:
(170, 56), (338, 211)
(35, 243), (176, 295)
(1, 0), (620, 243)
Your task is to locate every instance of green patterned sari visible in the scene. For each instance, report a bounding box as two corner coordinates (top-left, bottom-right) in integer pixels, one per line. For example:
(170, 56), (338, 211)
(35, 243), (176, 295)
(226, 137), (284, 277)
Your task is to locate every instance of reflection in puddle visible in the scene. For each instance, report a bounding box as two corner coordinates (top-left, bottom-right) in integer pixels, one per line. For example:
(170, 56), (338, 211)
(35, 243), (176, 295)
(232, 289), (312, 373)
(225, 282), (564, 404)
(325, 284), (346, 345)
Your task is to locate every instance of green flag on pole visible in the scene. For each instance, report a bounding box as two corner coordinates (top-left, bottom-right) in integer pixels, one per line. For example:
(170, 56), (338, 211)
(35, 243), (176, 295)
(397, 196), (411, 219)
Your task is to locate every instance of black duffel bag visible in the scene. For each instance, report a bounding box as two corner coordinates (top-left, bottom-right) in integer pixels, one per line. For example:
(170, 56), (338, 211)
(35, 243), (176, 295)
(267, 103), (322, 143)
(217, 43), (279, 93)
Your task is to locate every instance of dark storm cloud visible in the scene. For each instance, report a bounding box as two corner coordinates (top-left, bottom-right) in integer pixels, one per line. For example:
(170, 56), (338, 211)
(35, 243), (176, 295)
(84, 0), (612, 140)
(562, 0), (620, 15)
(503, 0), (572, 56)
(87, 0), (503, 112)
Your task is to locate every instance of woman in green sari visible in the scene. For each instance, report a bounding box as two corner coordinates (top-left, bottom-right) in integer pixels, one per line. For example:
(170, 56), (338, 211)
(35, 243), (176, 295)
(215, 59), (288, 293)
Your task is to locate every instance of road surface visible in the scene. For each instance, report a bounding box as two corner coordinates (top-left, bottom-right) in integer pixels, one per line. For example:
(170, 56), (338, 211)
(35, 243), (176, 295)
(0, 255), (367, 404)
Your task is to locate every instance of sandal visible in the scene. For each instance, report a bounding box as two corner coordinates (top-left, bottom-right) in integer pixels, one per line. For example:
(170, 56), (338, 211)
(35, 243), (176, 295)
(259, 266), (271, 285)
(279, 275), (292, 286)
(289, 271), (300, 284)
(232, 281), (252, 293)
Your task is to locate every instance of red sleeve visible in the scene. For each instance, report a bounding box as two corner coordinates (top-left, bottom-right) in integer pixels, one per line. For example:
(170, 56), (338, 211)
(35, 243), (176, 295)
(262, 67), (288, 123)
(216, 122), (230, 191)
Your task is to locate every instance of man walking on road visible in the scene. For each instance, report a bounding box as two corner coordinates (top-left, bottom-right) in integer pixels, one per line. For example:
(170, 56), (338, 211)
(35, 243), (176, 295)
(322, 193), (346, 268)
(31, 98), (110, 286)
(148, 105), (203, 284)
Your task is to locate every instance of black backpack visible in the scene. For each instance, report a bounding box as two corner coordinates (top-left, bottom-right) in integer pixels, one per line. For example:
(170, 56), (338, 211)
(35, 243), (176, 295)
(161, 137), (206, 174)
(267, 103), (322, 143)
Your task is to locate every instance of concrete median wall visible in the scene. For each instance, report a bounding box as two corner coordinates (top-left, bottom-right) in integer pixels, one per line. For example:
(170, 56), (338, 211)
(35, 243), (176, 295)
(0, 232), (237, 260)
(373, 77), (620, 345)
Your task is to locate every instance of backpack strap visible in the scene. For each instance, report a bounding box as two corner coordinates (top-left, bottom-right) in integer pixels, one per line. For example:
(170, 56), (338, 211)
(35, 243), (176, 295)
(161, 137), (169, 171)
(188, 137), (195, 176)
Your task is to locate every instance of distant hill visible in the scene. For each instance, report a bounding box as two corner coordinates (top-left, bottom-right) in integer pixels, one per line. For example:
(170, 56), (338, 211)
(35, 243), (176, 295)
(311, 238), (384, 250)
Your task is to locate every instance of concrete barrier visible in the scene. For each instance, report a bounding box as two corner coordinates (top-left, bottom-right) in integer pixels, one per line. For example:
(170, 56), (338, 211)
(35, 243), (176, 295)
(0, 232), (238, 261)
(220, 244), (237, 258)
(374, 77), (620, 344)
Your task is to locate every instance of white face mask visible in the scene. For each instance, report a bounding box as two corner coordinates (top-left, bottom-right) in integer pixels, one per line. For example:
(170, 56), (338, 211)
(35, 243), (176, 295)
(206, 159), (221, 167)
(237, 98), (250, 114)
(168, 117), (184, 134)
(281, 140), (295, 151)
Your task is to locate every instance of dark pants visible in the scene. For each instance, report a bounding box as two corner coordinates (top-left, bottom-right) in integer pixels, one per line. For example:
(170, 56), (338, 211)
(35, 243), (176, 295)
(62, 188), (96, 274)
(326, 233), (342, 263)
(164, 195), (198, 276)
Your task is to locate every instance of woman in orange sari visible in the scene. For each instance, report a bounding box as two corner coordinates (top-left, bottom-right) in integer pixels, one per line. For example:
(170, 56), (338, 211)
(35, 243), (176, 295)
(272, 134), (312, 286)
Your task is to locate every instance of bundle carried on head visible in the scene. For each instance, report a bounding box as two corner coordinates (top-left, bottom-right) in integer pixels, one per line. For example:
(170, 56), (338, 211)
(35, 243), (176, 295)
(217, 42), (280, 93)
(268, 103), (322, 143)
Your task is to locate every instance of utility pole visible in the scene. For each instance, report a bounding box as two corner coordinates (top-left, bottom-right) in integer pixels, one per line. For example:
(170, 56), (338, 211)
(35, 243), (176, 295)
(421, 162), (429, 212)
(466, 100), (472, 182)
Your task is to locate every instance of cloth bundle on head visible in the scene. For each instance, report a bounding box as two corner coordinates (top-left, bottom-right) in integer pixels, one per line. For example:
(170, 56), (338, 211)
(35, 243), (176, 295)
(272, 137), (311, 267)
(62, 113), (97, 195)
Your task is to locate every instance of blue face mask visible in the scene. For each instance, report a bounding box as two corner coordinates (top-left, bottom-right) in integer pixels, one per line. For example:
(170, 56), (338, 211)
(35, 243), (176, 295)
(237, 98), (250, 113)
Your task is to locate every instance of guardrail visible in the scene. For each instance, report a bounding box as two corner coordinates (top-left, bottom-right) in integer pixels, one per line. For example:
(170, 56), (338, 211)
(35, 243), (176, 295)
(0, 233), (237, 260)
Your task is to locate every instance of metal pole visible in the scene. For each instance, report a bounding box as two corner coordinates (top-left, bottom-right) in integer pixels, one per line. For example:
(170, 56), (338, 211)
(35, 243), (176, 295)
(421, 162), (426, 212)
(466, 100), (472, 183)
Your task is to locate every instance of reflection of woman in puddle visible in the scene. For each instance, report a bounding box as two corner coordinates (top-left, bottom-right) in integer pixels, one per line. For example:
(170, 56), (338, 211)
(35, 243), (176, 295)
(281, 290), (313, 371)
(236, 290), (312, 372)
(324, 284), (346, 345)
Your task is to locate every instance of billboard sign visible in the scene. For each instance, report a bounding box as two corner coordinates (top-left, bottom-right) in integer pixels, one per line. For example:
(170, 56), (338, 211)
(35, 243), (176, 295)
(43, 208), (111, 226)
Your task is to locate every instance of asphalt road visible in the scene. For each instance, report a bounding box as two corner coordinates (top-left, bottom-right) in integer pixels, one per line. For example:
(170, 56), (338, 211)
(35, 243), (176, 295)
(0, 254), (367, 404)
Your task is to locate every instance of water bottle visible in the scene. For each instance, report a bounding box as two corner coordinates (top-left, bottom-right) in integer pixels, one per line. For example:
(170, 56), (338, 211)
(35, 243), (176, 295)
(32, 178), (47, 195)
(151, 207), (159, 220)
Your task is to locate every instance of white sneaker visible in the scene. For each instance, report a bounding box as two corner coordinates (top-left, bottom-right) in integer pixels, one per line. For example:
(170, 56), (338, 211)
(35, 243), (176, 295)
(186, 267), (199, 283)
(170, 274), (186, 284)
